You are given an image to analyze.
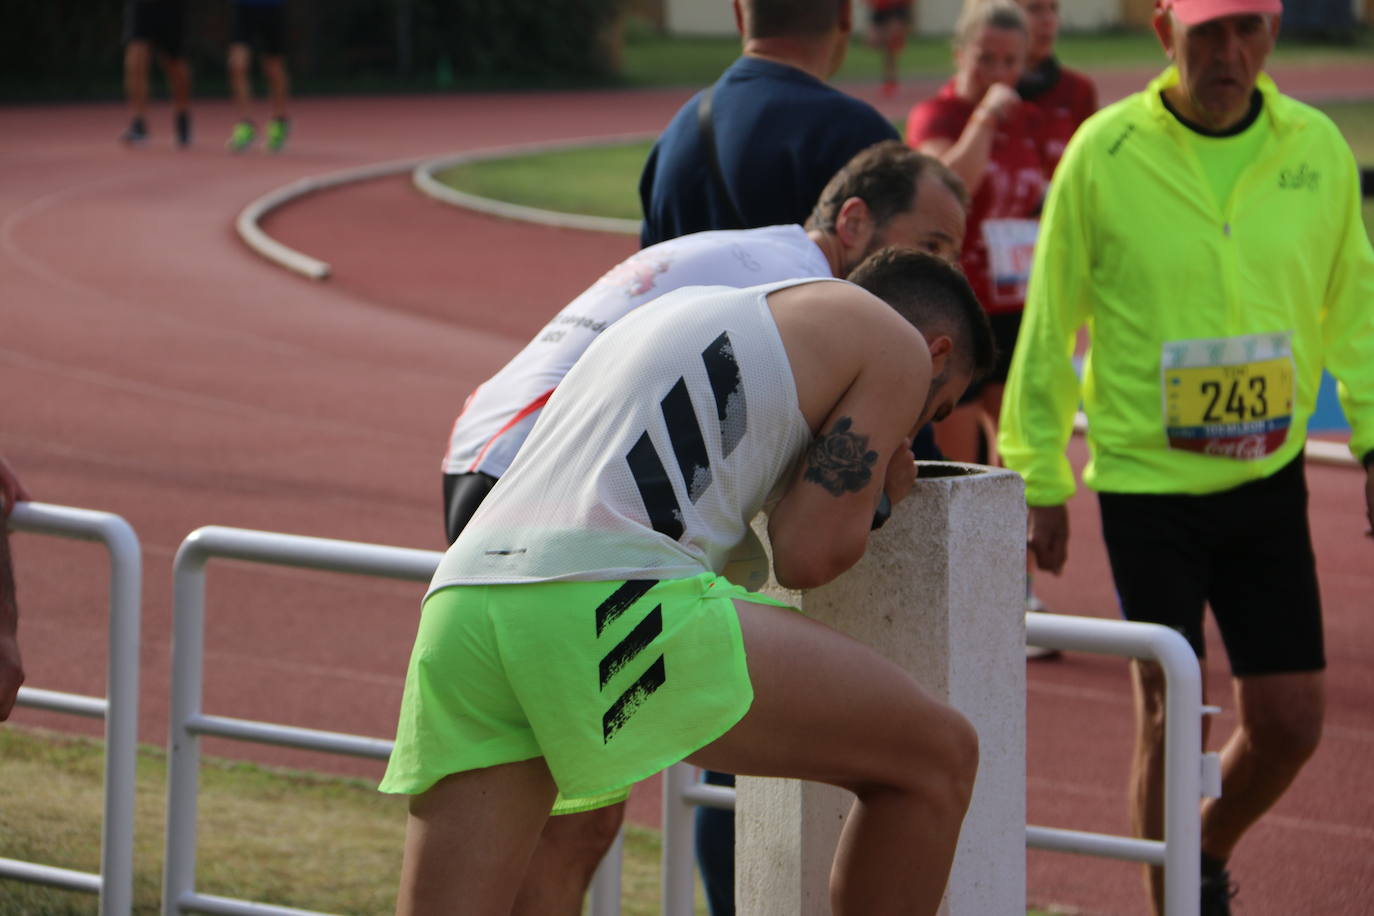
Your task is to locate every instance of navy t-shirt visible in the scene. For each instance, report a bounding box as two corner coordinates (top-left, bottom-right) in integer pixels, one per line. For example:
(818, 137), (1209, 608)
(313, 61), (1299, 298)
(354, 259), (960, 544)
(638, 57), (900, 248)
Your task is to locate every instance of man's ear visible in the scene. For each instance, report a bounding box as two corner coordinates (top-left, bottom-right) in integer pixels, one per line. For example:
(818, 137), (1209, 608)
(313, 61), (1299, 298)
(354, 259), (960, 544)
(835, 197), (875, 251)
(733, 0), (745, 37)
(927, 334), (954, 374)
(837, 0), (853, 37)
(1152, 9), (1175, 57)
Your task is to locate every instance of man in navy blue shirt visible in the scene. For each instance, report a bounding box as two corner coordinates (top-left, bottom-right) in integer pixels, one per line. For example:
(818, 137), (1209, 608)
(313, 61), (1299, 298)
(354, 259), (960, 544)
(637, 4), (916, 913)
(638, 0), (900, 248)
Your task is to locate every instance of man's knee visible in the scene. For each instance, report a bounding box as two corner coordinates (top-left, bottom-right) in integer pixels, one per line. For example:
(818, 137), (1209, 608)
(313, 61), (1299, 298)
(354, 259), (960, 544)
(1238, 677), (1324, 763)
(890, 703), (979, 811)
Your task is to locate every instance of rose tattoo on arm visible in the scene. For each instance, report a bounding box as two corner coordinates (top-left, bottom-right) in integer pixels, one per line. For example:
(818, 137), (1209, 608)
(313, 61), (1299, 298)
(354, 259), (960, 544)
(804, 417), (878, 495)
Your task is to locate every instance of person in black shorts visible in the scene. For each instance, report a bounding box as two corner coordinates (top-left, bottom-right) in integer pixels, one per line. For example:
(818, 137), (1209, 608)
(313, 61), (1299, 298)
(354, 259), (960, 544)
(865, 0), (914, 97)
(226, 0), (291, 153)
(121, 0), (193, 147)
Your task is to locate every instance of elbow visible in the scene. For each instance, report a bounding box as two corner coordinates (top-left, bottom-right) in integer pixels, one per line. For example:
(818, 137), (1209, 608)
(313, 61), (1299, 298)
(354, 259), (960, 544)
(772, 537), (866, 591)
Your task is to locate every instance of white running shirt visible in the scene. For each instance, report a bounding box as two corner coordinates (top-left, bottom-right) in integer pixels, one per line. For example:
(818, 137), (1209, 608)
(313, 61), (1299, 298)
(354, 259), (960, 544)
(443, 224), (829, 477)
(430, 280), (820, 590)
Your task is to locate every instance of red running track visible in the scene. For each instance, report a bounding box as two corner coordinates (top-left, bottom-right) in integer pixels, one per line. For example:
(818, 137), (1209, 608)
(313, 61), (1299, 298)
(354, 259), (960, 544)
(2, 63), (1372, 915)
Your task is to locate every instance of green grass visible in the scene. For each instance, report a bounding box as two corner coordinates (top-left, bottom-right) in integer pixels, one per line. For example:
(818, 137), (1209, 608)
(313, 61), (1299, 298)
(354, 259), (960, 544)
(0, 726), (694, 916)
(0, 726), (1075, 914)
(434, 102), (1374, 238)
(436, 142), (653, 222)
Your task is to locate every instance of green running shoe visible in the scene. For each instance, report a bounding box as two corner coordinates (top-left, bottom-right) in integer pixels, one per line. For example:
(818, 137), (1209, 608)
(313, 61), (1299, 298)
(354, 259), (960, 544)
(266, 117), (290, 153)
(227, 120), (256, 153)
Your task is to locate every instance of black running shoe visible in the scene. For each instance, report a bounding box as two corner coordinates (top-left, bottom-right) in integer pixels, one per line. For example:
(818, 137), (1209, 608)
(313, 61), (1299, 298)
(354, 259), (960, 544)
(175, 111), (192, 148)
(121, 117), (149, 146)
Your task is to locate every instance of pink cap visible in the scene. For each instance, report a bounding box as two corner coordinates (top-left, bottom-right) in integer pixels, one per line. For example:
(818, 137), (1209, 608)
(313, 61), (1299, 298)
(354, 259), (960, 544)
(1157, 0), (1282, 25)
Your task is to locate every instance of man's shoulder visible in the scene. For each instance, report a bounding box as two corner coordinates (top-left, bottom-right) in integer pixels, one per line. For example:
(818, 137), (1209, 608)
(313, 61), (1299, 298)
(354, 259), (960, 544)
(1055, 90), (1154, 161)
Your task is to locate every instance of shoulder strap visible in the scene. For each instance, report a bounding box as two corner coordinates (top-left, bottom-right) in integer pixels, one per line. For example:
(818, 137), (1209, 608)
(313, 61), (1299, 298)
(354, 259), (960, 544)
(696, 87), (749, 228)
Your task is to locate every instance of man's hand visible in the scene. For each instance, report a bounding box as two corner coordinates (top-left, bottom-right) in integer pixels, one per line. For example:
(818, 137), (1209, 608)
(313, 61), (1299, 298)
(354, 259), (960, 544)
(1028, 504), (1069, 575)
(0, 632), (22, 721)
(976, 83), (1022, 122)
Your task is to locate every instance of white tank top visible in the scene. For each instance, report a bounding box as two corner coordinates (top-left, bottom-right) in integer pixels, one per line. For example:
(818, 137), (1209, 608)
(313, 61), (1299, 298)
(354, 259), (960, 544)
(429, 279), (825, 591)
(443, 224), (828, 477)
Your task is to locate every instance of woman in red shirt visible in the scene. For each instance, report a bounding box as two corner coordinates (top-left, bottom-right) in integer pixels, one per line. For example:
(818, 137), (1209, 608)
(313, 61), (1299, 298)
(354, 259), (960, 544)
(905, 0), (1046, 464)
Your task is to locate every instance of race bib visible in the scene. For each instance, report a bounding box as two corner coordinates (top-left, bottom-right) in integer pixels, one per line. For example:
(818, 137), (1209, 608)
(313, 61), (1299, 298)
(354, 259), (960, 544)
(1161, 332), (1295, 460)
(982, 218), (1040, 304)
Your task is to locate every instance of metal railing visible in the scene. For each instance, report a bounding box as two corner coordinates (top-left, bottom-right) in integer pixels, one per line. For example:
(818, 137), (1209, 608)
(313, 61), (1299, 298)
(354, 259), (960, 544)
(653, 614), (1214, 916)
(162, 526), (441, 916)
(50, 518), (1207, 915)
(2, 502), (142, 916)
(1026, 614), (1215, 916)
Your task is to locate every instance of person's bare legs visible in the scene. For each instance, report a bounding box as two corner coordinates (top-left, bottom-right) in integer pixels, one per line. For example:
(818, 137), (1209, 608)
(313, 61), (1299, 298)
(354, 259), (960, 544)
(510, 803), (625, 916)
(1201, 672), (1323, 856)
(227, 42), (253, 119)
(262, 55), (290, 120)
(159, 54), (192, 115)
(395, 757), (559, 916)
(123, 40), (151, 121)
(1130, 662), (1323, 914)
(690, 599), (979, 915)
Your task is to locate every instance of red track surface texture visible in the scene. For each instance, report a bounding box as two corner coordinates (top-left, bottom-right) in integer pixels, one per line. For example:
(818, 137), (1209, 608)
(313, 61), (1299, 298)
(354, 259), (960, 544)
(3, 63), (1372, 915)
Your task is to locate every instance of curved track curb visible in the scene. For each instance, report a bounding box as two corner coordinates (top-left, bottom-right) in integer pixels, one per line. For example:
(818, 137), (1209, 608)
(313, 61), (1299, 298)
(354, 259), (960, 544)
(412, 133), (653, 237)
(236, 155), (435, 280)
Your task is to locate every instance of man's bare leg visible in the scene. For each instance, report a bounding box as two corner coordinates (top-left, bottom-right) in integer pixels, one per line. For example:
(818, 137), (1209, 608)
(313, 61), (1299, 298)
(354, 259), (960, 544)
(396, 757), (558, 916)
(123, 41), (151, 121)
(1130, 662), (1323, 914)
(227, 43), (254, 118)
(1201, 672), (1323, 854)
(160, 53), (192, 116)
(511, 803), (625, 915)
(690, 599), (979, 916)
(262, 55), (290, 120)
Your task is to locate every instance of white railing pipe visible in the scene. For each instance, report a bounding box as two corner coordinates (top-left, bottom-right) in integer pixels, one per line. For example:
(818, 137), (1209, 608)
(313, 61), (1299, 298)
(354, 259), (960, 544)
(8, 502), (140, 916)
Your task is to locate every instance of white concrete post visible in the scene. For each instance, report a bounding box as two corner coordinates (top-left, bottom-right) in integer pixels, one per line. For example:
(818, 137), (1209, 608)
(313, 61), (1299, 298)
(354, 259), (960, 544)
(736, 463), (1027, 915)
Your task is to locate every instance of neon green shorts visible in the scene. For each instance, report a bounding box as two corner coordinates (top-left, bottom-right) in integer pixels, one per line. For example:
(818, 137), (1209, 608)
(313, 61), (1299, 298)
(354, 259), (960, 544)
(379, 571), (792, 814)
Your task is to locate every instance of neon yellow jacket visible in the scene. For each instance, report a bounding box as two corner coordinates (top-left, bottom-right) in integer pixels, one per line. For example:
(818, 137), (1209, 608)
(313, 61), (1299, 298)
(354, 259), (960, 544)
(1000, 68), (1374, 505)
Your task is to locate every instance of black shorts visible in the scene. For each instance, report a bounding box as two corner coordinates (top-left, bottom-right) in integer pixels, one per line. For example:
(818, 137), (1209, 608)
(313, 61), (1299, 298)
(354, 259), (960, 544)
(125, 0), (187, 57)
(958, 310), (1019, 404)
(230, 2), (288, 57)
(1097, 454), (1325, 676)
(442, 471), (498, 545)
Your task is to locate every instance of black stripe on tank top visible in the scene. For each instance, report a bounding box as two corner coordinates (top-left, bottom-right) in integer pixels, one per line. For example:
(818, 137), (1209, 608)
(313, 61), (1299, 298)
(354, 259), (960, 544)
(599, 604), (663, 689)
(660, 378), (713, 503)
(594, 579), (657, 637)
(701, 331), (747, 458)
(603, 654), (667, 743)
(626, 431), (685, 540)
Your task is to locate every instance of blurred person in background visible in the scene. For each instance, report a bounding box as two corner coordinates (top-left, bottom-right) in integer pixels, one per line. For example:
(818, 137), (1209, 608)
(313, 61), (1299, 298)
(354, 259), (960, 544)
(120, 0), (193, 147)
(865, 0), (916, 97)
(226, 0), (292, 153)
(1013, 0), (1098, 172)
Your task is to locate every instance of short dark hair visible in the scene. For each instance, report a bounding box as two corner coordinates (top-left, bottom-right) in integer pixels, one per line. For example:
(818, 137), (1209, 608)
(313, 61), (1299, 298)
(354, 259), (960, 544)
(743, 0), (846, 39)
(846, 247), (997, 382)
(806, 140), (969, 234)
